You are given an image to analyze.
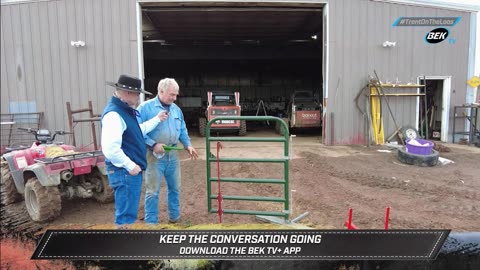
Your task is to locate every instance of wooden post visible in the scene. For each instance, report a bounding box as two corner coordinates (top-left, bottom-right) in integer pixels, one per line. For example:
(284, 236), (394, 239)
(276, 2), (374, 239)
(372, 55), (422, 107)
(66, 102), (76, 146)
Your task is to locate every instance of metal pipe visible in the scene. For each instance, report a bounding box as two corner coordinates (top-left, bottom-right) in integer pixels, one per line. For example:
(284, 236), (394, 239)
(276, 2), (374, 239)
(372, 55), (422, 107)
(424, 76), (429, 139)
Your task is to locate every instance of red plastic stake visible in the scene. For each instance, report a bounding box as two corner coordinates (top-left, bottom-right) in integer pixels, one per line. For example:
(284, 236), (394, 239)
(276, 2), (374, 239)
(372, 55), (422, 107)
(344, 208), (359, 230)
(384, 206), (390, 230)
(216, 142), (223, 223)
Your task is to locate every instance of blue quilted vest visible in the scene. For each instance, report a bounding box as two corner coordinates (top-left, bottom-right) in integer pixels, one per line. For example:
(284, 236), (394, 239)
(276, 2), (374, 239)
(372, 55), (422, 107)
(101, 96), (147, 170)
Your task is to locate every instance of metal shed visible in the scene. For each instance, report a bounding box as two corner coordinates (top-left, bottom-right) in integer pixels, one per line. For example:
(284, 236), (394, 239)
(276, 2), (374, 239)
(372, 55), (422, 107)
(1, 0), (478, 147)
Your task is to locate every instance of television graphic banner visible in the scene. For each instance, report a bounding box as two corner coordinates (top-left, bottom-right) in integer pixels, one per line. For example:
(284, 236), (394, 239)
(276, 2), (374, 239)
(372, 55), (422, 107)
(31, 230), (449, 260)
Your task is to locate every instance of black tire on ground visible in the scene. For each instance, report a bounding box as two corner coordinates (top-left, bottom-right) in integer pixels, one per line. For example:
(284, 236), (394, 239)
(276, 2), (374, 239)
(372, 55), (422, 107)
(397, 147), (439, 167)
(400, 126), (419, 142)
(0, 160), (22, 205)
(199, 118), (207, 137)
(238, 120), (247, 136)
(24, 177), (61, 222)
(90, 168), (114, 203)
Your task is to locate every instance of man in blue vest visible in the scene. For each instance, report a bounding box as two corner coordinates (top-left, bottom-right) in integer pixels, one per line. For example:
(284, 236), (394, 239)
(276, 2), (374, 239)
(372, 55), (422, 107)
(101, 75), (168, 228)
(137, 78), (198, 224)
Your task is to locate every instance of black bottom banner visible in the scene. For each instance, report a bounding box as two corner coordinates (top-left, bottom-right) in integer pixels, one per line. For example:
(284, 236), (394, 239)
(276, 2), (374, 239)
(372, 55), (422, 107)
(31, 230), (450, 260)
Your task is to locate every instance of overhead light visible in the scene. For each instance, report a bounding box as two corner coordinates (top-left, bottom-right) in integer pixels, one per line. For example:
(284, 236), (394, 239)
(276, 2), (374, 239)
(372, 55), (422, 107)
(289, 40), (311, 43)
(311, 35), (318, 40)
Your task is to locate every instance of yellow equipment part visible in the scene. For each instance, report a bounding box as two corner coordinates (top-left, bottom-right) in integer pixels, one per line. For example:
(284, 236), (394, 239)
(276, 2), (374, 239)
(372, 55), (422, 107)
(370, 86), (385, 144)
(45, 146), (76, 158)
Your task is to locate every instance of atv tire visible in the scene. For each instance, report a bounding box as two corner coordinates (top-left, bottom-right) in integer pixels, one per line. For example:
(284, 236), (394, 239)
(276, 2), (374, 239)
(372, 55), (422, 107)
(90, 169), (114, 203)
(1, 160), (22, 206)
(199, 118), (207, 137)
(397, 147), (439, 167)
(238, 120), (247, 136)
(24, 177), (61, 222)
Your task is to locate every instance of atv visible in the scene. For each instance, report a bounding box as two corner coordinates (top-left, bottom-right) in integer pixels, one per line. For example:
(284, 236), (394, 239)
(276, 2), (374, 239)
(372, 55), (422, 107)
(1, 128), (113, 222)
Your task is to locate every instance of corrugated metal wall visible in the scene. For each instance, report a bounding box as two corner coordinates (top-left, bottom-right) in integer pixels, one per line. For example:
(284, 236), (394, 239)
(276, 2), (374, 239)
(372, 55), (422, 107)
(1, 0), (139, 147)
(1, 0), (475, 146)
(327, 0), (471, 144)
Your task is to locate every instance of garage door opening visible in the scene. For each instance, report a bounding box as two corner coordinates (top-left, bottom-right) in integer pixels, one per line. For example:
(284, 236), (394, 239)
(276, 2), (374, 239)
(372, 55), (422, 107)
(139, 3), (324, 137)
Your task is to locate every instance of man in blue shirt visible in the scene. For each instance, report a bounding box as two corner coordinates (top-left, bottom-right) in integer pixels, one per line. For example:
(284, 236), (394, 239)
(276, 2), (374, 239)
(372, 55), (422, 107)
(137, 78), (198, 224)
(101, 75), (168, 228)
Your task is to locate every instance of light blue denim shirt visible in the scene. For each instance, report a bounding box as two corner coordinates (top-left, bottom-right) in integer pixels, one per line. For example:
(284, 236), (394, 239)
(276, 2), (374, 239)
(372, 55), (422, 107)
(137, 97), (192, 148)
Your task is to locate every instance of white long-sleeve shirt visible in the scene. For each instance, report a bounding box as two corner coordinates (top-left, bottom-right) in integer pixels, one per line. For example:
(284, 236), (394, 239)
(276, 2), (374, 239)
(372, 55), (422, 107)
(101, 111), (160, 171)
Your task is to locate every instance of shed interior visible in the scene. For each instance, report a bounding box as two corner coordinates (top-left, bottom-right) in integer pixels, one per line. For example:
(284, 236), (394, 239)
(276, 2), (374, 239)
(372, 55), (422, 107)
(141, 4), (324, 129)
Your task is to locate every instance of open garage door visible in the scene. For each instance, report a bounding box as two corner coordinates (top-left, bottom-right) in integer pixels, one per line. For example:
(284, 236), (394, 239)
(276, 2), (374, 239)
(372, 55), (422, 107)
(139, 2), (325, 137)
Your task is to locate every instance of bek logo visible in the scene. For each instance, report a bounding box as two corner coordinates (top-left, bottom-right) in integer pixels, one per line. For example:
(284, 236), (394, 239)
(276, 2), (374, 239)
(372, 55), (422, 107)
(425, 28), (449, 44)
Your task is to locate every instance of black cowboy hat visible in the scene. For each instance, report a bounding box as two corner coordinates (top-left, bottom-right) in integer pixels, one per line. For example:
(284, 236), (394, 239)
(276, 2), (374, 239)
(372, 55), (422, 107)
(106, 75), (152, 95)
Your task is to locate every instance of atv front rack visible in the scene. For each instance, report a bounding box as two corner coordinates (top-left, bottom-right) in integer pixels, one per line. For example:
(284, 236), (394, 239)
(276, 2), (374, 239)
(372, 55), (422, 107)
(34, 150), (104, 164)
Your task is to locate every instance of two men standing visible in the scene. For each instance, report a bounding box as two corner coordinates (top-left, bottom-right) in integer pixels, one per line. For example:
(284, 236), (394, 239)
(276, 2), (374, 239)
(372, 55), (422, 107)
(101, 75), (197, 227)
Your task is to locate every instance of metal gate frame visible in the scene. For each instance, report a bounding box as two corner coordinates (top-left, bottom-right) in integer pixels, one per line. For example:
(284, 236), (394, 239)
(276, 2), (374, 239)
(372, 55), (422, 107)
(206, 116), (290, 220)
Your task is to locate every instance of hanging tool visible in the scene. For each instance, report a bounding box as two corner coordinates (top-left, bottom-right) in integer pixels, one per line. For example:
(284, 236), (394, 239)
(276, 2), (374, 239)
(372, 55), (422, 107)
(373, 71), (405, 146)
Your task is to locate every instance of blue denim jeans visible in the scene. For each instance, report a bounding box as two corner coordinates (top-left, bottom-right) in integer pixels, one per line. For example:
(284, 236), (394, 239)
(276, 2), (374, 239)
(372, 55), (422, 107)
(144, 151), (181, 224)
(107, 168), (143, 226)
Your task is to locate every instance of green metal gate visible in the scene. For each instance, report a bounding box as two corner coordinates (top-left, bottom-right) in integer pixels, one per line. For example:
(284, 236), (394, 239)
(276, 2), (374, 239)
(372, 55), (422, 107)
(206, 116), (290, 220)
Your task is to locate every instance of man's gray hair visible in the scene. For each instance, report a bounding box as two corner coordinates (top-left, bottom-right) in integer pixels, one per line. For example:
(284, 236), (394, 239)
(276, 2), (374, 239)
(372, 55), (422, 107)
(158, 78), (179, 93)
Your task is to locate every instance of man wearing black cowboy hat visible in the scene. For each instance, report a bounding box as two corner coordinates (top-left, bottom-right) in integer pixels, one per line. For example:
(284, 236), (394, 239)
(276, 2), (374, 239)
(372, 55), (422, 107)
(101, 75), (168, 228)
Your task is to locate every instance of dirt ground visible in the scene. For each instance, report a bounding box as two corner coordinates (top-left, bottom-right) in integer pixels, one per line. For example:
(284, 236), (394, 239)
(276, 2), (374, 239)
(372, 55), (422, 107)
(35, 129), (480, 231)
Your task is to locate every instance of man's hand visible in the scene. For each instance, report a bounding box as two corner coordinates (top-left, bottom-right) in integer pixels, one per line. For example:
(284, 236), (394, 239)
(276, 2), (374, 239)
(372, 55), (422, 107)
(129, 164), (141, 176)
(186, 146), (198, 160)
(157, 111), (169, 122)
(153, 143), (166, 154)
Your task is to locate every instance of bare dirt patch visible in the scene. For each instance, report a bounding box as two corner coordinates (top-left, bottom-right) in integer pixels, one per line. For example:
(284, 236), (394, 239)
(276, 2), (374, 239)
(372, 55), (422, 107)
(38, 131), (480, 231)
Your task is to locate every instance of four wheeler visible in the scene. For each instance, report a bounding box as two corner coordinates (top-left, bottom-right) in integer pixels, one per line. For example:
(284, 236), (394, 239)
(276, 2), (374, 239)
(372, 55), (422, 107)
(276, 91), (322, 135)
(198, 91), (246, 137)
(1, 128), (113, 222)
